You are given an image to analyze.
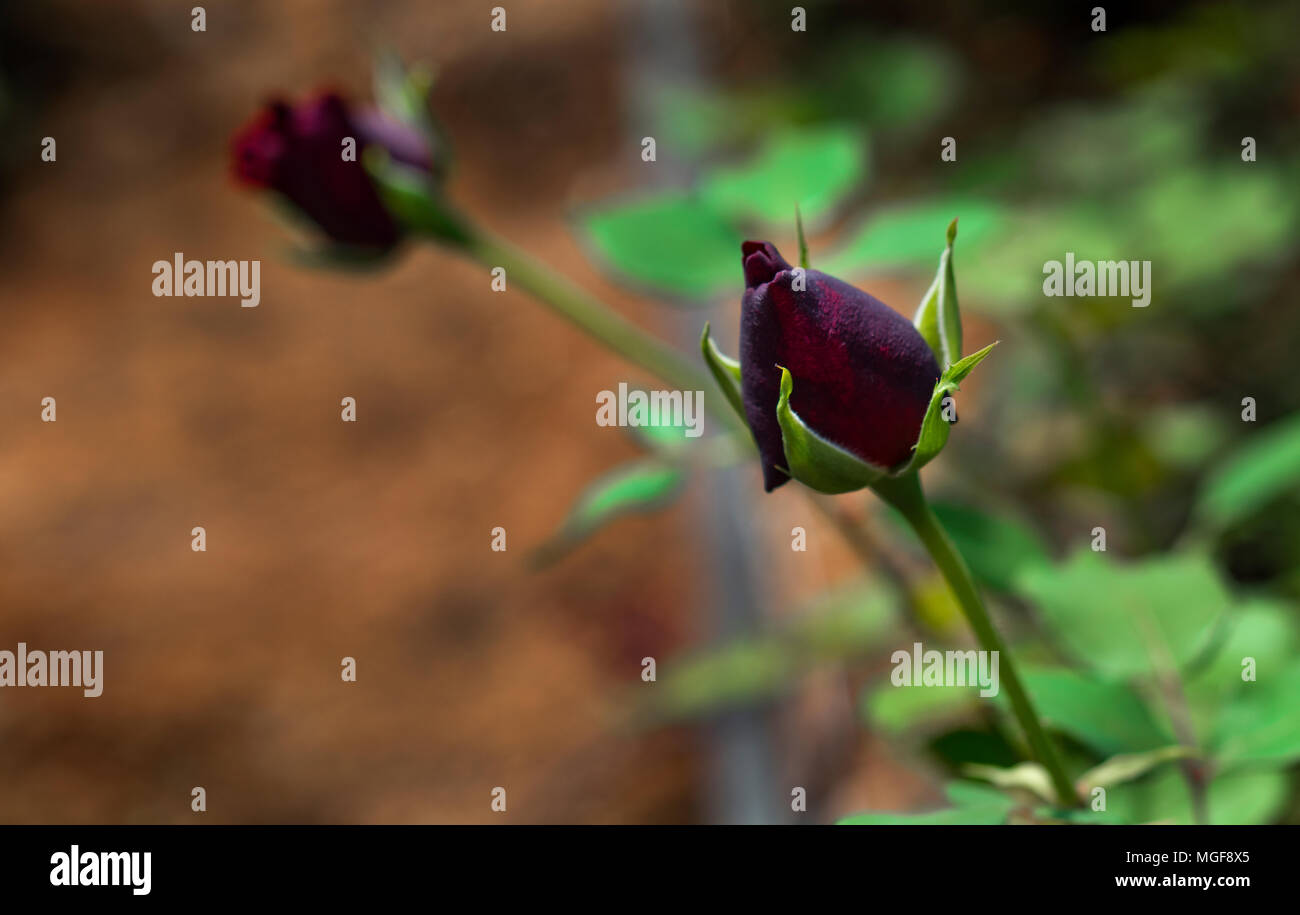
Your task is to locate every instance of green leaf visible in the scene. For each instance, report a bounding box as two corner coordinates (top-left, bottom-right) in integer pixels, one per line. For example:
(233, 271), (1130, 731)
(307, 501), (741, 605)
(797, 578), (901, 659)
(650, 640), (794, 721)
(1077, 746), (1195, 794)
(962, 762), (1055, 804)
(900, 342), (997, 474)
(776, 366), (887, 493)
(1016, 550), (1229, 679)
(699, 322), (746, 427)
(532, 459), (684, 564)
(838, 806), (1008, 826)
(822, 198), (1004, 277)
(1185, 597), (1299, 719)
(622, 411), (693, 455)
(839, 781), (1016, 826)
(1144, 403), (1228, 470)
(649, 578), (898, 721)
(954, 207), (1116, 316)
(1013, 667), (1173, 756)
(928, 502), (1051, 592)
(1195, 412), (1300, 531)
(912, 218), (961, 367)
(1211, 658), (1300, 764)
(698, 124), (868, 228)
(1206, 768), (1292, 825)
(862, 680), (978, 733)
(1134, 166), (1299, 289)
(1101, 764), (1291, 825)
(581, 192), (741, 300)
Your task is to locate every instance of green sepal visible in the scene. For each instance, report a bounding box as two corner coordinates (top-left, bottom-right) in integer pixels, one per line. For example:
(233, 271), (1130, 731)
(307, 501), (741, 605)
(776, 366), (888, 494)
(913, 217), (962, 368)
(371, 49), (451, 180)
(364, 148), (469, 245)
(700, 322), (748, 427)
(900, 341), (998, 475)
(373, 49), (436, 135)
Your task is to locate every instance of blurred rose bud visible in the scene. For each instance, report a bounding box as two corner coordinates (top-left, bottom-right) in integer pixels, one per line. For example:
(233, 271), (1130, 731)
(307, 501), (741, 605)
(231, 92), (437, 250)
(739, 241), (940, 491)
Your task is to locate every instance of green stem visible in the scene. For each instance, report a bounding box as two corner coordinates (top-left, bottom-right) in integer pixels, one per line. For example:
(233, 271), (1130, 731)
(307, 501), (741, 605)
(873, 472), (1079, 808)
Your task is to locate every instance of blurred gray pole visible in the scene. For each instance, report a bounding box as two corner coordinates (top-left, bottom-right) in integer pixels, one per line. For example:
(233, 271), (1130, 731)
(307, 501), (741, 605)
(617, 0), (782, 824)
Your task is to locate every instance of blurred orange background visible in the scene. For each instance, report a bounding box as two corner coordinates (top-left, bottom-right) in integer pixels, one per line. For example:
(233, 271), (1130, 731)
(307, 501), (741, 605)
(0, 0), (908, 823)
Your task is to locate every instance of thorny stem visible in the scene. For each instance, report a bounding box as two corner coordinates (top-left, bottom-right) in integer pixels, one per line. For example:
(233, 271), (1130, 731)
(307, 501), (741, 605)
(872, 472), (1080, 808)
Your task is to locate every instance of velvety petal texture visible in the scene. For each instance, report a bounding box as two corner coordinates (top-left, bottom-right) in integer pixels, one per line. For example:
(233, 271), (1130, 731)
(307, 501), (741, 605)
(739, 241), (941, 491)
(231, 92), (434, 249)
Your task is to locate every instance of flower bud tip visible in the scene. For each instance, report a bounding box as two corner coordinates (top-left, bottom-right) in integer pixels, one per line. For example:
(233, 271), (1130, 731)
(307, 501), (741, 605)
(741, 240), (792, 289)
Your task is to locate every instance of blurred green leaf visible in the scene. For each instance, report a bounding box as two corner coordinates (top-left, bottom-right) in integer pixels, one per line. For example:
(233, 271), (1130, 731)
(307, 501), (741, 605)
(928, 501), (1051, 592)
(650, 639), (794, 721)
(962, 761), (1055, 804)
(1077, 745), (1195, 794)
(650, 578), (897, 720)
(581, 192), (741, 300)
(1013, 667), (1173, 756)
(623, 414), (692, 455)
(1185, 598), (1299, 724)
(797, 579), (900, 659)
(1211, 658), (1300, 764)
(653, 85), (739, 158)
(822, 198), (1004, 278)
(821, 38), (956, 129)
(533, 459), (684, 564)
(1021, 88), (1204, 191)
(698, 124), (868, 229)
(956, 207), (1117, 314)
(838, 806), (1006, 826)
(1195, 412), (1300, 531)
(839, 781), (1016, 826)
(862, 680), (978, 734)
(1102, 764), (1290, 825)
(1205, 768), (1292, 825)
(1135, 166), (1299, 289)
(1144, 403), (1229, 470)
(1017, 550), (1229, 678)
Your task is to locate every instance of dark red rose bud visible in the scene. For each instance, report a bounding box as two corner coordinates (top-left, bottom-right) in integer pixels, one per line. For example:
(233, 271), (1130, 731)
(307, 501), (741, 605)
(232, 92), (434, 249)
(739, 241), (941, 491)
